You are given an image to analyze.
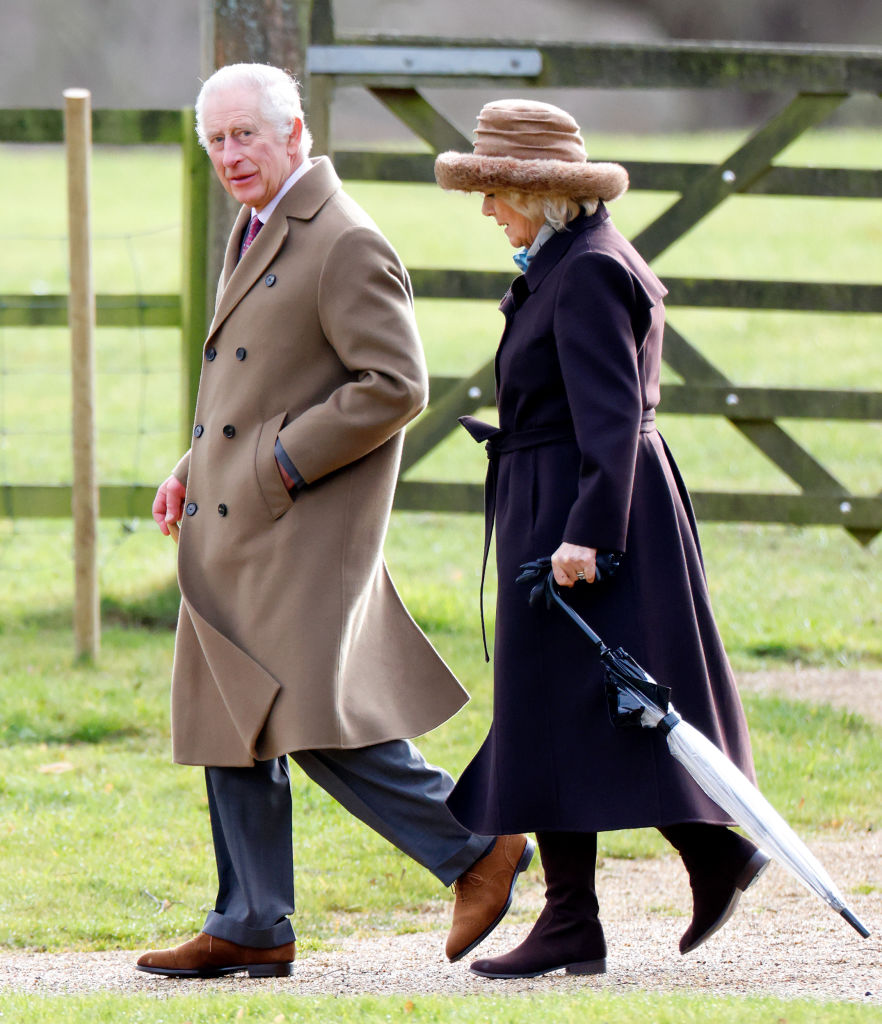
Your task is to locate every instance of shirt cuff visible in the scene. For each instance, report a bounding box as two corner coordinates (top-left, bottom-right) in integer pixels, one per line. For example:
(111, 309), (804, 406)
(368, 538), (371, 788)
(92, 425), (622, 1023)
(274, 438), (306, 494)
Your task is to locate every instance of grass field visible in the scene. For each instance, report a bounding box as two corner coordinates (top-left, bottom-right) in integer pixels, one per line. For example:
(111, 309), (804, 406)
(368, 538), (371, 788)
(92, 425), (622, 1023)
(1, 991), (879, 1024)
(0, 128), (879, 1019)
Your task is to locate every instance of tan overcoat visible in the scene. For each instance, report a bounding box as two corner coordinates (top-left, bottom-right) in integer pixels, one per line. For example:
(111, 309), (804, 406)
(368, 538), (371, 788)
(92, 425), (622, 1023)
(168, 157), (468, 767)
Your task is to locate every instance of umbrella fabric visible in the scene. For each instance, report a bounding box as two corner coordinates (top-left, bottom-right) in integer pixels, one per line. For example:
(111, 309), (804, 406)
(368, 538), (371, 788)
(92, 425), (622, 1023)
(659, 710), (870, 938)
(525, 560), (870, 940)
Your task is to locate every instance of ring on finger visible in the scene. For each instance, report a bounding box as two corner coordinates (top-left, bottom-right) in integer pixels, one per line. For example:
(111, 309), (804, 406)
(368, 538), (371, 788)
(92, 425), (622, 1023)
(576, 570), (586, 580)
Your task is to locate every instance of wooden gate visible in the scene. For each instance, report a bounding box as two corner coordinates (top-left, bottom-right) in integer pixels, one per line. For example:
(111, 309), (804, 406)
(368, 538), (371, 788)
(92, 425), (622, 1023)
(307, 19), (882, 544)
(0, 27), (879, 541)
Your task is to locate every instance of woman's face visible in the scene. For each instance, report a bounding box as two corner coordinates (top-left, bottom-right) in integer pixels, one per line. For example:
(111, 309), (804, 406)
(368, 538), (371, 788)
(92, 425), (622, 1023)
(481, 194), (544, 249)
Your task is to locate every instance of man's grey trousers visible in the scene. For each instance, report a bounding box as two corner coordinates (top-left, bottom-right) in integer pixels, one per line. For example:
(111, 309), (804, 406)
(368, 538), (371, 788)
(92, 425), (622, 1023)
(201, 739), (492, 948)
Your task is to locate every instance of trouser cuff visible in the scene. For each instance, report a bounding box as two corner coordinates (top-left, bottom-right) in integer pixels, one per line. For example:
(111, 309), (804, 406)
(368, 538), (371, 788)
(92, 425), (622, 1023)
(433, 833), (495, 886)
(203, 910), (295, 949)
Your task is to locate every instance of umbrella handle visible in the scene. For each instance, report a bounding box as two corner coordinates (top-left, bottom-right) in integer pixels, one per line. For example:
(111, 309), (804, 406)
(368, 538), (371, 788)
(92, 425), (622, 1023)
(516, 558), (610, 652)
(541, 573), (607, 652)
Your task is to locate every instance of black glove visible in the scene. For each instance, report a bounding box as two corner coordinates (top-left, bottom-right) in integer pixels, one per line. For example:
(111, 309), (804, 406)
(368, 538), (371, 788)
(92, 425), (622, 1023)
(516, 551), (624, 608)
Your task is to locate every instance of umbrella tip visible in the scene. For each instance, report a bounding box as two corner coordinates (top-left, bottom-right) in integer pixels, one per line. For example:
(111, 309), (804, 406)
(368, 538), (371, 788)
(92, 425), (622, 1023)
(840, 907), (871, 938)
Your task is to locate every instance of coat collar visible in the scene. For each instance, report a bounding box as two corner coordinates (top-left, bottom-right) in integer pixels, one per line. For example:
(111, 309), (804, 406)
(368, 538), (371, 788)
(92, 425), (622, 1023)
(207, 157), (342, 343)
(501, 204), (610, 317)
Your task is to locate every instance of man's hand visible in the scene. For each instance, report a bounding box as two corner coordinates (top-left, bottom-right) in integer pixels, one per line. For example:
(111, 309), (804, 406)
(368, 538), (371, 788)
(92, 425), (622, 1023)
(551, 542), (597, 588)
(152, 475), (186, 537)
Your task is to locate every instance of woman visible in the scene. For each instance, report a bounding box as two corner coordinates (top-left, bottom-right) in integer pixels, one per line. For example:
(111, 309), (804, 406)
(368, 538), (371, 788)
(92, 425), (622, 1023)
(434, 99), (768, 979)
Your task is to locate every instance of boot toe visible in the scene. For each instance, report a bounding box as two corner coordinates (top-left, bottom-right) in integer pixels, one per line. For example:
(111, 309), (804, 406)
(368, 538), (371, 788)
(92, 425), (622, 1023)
(680, 849), (770, 954)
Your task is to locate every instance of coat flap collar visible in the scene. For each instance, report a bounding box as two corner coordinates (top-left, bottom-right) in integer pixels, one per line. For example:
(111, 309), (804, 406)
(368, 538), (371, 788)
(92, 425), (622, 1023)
(279, 155), (342, 220)
(500, 205), (610, 316)
(525, 205), (609, 291)
(206, 158), (343, 344)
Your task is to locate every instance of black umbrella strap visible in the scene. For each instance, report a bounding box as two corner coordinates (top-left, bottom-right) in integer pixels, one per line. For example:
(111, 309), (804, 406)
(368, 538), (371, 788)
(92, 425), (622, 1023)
(657, 711), (681, 735)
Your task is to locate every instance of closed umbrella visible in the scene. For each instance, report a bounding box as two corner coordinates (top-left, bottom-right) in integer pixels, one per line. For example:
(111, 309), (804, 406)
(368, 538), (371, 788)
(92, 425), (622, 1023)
(516, 557), (870, 940)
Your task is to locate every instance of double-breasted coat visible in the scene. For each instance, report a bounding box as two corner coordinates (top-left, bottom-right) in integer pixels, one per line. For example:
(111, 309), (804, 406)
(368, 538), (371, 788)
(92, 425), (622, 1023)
(169, 157), (468, 767)
(448, 205), (756, 835)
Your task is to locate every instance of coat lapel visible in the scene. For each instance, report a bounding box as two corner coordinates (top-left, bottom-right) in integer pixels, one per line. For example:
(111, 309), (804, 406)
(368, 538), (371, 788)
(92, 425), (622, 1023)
(205, 157), (343, 346)
(499, 207), (610, 319)
(526, 206), (609, 289)
(206, 208), (288, 344)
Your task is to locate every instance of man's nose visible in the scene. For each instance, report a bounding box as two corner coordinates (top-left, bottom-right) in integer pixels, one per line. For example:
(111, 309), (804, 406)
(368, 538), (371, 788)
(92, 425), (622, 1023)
(222, 138), (241, 166)
(480, 196), (494, 217)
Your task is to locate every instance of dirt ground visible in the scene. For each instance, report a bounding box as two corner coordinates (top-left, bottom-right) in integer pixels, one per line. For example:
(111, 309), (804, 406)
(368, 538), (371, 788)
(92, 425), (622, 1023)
(736, 666), (882, 725)
(1, 669), (879, 1004)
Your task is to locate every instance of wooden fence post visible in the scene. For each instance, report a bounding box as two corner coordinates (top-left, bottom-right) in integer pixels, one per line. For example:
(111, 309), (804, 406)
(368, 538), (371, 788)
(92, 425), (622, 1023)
(64, 88), (99, 661)
(306, 0), (334, 156)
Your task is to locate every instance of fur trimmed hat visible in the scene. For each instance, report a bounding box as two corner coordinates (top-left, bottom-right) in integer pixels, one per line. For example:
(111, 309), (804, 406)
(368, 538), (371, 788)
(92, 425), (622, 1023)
(434, 98), (628, 202)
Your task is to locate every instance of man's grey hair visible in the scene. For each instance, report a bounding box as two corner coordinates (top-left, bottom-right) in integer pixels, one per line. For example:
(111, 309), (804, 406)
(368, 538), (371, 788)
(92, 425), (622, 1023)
(195, 63), (313, 158)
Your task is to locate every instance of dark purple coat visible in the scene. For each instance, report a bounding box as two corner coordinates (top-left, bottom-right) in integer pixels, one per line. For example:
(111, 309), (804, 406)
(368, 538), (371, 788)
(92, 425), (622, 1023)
(448, 205), (756, 835)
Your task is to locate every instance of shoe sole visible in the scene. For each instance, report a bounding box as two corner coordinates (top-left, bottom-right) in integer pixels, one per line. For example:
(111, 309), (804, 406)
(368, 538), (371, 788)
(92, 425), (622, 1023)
(448, 836), (536, 963)
(135, 961), (293, 978)
(680, 849), (770, 955)
(470, 957), (607, 980)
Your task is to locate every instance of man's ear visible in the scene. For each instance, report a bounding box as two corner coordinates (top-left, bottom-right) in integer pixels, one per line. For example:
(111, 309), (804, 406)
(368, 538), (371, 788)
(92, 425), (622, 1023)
(287, 118), (304, 159)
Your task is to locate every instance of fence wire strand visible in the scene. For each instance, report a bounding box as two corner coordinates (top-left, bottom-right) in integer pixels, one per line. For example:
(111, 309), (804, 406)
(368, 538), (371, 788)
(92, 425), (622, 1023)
(0, 223), (182, 594)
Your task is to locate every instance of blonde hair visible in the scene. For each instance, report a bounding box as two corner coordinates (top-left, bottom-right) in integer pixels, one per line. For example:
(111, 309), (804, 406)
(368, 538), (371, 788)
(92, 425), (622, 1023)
(501, 191), (598, 232)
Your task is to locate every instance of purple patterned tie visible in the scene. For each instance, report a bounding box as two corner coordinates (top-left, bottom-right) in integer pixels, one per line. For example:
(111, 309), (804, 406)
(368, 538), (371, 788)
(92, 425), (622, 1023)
(239, 215), (263, 260)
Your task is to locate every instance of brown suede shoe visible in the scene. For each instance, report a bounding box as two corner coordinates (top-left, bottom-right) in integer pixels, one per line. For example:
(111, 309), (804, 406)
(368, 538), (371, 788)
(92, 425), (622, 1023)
(446, 834), (535, 962)
(136, 931), (295, 978)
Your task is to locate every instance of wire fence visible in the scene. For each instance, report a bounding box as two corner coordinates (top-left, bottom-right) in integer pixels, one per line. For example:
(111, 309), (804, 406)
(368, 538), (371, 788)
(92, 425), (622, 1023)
(0, 220), (182, 602)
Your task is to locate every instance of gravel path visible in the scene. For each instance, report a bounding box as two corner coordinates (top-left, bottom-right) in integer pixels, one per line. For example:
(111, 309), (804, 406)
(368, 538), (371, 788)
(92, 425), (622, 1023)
(1, 670), (880, 1004)
(737, 667), (882, 725)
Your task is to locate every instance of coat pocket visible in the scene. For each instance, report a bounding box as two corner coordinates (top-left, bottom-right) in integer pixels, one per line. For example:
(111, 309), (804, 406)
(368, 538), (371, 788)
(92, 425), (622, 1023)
(255, 412), (295, 520)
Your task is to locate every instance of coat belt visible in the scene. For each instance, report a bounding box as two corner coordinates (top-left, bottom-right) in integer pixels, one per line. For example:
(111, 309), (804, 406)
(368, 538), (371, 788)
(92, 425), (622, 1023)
(459, 410), (656, 661)
(459, 416), (576, 661)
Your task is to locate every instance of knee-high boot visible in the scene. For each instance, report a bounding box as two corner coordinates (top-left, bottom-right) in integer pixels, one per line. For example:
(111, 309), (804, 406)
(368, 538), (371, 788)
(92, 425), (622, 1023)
(659, 823), (769, 954)
(470, 831), (607, 979)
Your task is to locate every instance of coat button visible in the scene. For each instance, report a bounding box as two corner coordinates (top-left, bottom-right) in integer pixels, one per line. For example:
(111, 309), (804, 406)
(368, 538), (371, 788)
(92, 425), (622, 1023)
(217, 503), (228, 517)
(222, 424), (236, 438)
(193, 424), (204, 438)
(205, 347), (217, 361)
(235, 347), (247, 361)
(265, 274), (276, 287)
(185, 502), (198, 516)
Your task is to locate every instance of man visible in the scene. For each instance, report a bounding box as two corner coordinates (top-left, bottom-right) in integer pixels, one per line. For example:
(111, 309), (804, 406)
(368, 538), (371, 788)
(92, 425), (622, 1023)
(138, 63), (533, 979)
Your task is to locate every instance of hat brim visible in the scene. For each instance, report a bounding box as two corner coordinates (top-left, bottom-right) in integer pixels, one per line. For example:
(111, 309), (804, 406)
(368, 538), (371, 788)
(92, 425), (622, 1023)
(434, 152), (629, 202)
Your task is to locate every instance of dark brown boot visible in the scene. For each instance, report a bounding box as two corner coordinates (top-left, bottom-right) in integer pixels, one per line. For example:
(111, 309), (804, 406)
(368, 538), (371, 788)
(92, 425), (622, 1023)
(660, 823), (769, 954)
(135, 931), (295, 977)
(470, 831), (606, 979)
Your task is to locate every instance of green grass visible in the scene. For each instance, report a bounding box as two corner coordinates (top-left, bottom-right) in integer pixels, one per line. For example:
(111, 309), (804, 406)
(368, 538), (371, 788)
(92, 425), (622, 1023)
(1, 992), (880, 1024)
(0, 513), (879, 955)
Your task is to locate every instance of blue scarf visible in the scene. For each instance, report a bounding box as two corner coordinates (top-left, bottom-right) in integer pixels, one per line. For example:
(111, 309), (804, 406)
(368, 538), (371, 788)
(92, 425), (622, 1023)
(513, 248), (531, 273)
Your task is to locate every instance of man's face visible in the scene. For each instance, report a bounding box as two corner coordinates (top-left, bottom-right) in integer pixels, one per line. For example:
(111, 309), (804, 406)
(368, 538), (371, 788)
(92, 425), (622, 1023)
(202, 84), (303, 212)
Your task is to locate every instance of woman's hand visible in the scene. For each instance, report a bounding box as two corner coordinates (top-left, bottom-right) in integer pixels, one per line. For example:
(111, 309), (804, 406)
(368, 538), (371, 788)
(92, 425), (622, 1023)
(551, 542), (597, 587)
